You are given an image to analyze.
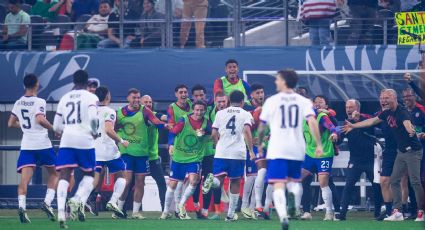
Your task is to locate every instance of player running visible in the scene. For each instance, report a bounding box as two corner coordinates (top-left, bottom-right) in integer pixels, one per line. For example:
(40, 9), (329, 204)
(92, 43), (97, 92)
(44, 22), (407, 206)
(257, 69), (322, 230)
(92, 86), (129, 218)
(202, 90), (255, 222)
(160, 100), (210, 220)
(53, 70), (99, 228)
(8, 74), (58, 223)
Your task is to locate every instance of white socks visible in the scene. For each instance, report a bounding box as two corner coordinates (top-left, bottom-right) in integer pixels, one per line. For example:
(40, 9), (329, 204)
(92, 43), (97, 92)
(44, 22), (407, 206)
(264, 185), (274, 212)
(44, 188), (55, 206)
(321, 186), (333, 213)
(110, 178), (126, 204)
(287, 181), (302, 211)
(174, 182), (183, 212)
(117, 199), (125, 210)
(73, 176), (94, 205)
(254, 168), (266, 209)
(18, 195), (26, 210)
(273, 187), (287, 223)
(180, 184), (196, 206)
(57, 180), (69, 221)
(249, 189), (256, 210)
(212, 178), (221, 188)
(228, 192), (239, 218)
(241, 175), (256, 209)
(164, 187), (175, 214)
(133, 202), (141, 214)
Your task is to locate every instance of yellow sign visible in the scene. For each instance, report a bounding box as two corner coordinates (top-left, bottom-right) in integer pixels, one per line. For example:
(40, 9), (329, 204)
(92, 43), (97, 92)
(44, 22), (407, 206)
(395, 12), (425, 45)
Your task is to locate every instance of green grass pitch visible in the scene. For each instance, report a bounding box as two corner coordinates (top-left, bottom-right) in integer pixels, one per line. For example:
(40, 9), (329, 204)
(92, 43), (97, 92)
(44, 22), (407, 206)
(0, 210), (424, 230)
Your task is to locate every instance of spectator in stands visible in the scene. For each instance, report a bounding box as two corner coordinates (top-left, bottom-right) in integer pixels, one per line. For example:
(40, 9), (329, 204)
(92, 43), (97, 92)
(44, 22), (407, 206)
(299, 0), (337, 46)
(378, 0), (400, 12)
(340, 0), (378, 44)
(71, 0), (99, 21)
(0, 0), (30, 50)
(30, 0), (59, 22)
(130, 0), (164, 48)
(155, 0), (183, 18)
(213, 59), (251, 103)
(180, 0), (208, 48)
(404, 72), (423, 101)
(77, 0), (110, 49)
(97, 0), (138, 48)
(48, 0), (72, 17)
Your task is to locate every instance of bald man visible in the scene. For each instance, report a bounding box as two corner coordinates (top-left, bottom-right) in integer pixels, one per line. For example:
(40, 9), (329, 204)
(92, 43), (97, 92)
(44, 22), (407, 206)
(141, 95), (167, 211)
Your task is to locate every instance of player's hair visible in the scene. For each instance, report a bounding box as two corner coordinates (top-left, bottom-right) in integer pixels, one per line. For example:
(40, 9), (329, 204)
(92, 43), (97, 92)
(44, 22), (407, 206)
(382, 89), (397, 98)
(214, 91), (227, 99)
(250, 83), (264, 92)
(347, 99), (361, 111)
(23, 74), (38, 89)
(145, 0), (155, 5)
(191, 84), (206, 94)
(229, 90), (244, 104)
(402, 87), (415, 96)
(73, 70), (89, 85)
(8, 0), (22, 5)
(99, 0), (110, 6)
(192, 100), (207, 110)
(95, 86), (109, 102)
(313, 95), (329, 105)
(225, 59), (238, 66)
(277, 69), (298, 89)
(175, 84), (188, 92)
(128, 88), (140, 95)
(88, 80), (99, 88)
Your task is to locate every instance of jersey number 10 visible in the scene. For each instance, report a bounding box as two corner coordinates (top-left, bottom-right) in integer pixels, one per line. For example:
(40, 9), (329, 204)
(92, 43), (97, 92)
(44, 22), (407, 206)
(280, 105), (299, 128)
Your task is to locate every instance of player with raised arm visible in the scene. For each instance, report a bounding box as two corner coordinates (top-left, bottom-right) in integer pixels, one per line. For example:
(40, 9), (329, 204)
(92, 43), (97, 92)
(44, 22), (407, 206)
(92, 86), (129, 218)
(202, 90), (255, 222)
(53, 70), (99, 229)
(8, 74), (58, 223)
(257, 69), (322, 230)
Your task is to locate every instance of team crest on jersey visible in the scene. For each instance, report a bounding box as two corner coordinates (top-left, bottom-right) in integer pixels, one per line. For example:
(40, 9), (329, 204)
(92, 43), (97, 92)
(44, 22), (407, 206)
(110, 114), (115, 121)
(39, 107), (44, 113)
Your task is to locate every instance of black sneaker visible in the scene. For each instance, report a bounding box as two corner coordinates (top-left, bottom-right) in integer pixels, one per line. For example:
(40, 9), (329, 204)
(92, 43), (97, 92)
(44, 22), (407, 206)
(41, 202), (56, 221)
(281, 219), (289, 230)
(376, 212), (389, 221)
(196, 211), (208, 220)
(18, 208), (31, 223)
(59, 220), (68, 229)
(77, 203), (86, 222)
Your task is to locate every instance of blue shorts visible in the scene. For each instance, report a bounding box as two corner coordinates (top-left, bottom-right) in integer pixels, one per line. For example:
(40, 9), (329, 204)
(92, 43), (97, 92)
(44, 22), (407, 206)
(302, 155), (333, 175)
(17, 148), (56, 173)
(267, 159), (303, 183)
(96, 158), (126, 173)
(381, 149), (397, 177)
(121, 155), (150, 174)
(170, 161), (200, 181)
(246, 151), (257, 176)
(56, 148), (96, 172)
(213, 158), (245, 179)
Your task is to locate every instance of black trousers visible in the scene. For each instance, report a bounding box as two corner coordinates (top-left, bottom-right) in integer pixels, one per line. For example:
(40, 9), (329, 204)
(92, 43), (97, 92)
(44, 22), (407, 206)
(149, 159), (167, 211)
(193, 155), (214, 210)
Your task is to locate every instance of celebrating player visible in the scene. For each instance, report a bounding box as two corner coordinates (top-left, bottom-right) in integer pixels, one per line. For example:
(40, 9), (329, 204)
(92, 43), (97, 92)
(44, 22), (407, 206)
(202, 90), (255, 222)
(8, 74), (58, 223)
(257, 69), (322, 230)
(53, 70), (100, 228)
(92, 86), (128, 218)
(161, 100), (210, 220)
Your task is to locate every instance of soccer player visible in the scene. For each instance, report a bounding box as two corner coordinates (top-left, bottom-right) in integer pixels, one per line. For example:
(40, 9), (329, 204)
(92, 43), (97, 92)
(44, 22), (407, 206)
(8, 74), (58, 223)
(257, 69), (323, 230)
(300, 98), (338, 221)
(92, 86), (129, 217)
(213, 59), (251, 103)
(202, 90), (255, 222)
(160, 100), (210, 220)
(141, 95), (167, 211)
(115, 88), (168, 219)
(53, 70), (99, 228)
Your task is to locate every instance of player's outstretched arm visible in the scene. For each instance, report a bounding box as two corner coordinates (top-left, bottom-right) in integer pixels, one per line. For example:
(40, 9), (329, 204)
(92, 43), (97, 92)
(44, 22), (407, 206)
(105, 121), (129, 147)
(243, 124), (255, 160)
(7, 114), (20, 128)
(307, 116), (323, 157)
(343, 116), (381, 133)
(36, 114), (53, 131)
(53, 113), (64, 134)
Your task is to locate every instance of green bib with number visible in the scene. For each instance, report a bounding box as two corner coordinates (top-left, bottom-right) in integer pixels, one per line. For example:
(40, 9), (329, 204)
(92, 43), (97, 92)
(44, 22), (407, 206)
(303, 112), (334, 159)
(116, 105), (149, 157)
(173, 115), (207, 163)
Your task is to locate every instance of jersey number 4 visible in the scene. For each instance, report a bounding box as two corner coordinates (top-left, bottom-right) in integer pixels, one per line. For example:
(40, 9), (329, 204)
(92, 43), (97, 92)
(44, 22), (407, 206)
(280, 105), (299, 128)
(65, 101), (82, 124)
(226, 115), (236, 135)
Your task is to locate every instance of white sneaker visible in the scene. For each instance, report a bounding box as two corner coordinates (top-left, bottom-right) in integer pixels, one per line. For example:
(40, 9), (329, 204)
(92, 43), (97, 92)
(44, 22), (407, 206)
(241, 208), (253, 219)
(159, 212), (173, 220)
(384, 210), (404, 221)
(300, 212), (312, 220)
(66, 199), (80, 221)
(324, 211), (334, 221)
(178, 205), (191, 220)
(131, 212), (146, 219)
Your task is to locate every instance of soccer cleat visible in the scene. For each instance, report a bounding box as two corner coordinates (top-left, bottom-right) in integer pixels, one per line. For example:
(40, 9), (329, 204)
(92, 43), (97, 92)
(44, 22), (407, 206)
(281, 219), (289, 230)
(41, 202), (56, 221)
(415, 210), (424, 222)
(241, 208), (253, 219)
(131, 212), (147, 219)
(287, 193), (296, 219)
(300, 212), (312, 220)
(251, 210), (258, 220)
(106, 202), (125, 218)
(174, 211), (180, 218)
(85, 201), (96, 216)
(18, 208), (31, 223)
(225, 213), (238, 222)
(384, 209), (404, 221)
(375, 212), (389, 221)
(77, 203), (86, 222)
(59, 220), (68, 229)
(209, 214), (221, 220)
(324, 211), (334, 221)
(333, 213), (341, 221)
(159, 212), (173, 220)
(67, 199), (79, 221)
(202, 173), (214, 194)
(178, 205), (191, 220)
(196, 211), (208, 220)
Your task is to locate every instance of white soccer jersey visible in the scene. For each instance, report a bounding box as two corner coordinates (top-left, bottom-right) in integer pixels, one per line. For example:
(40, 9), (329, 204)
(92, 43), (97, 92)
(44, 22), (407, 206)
(11, 96), (52, 150)
(95, 106), (120, 161)
(212, 106), (253, 160)
(260, 92), (315, 161)
(56, 89), (99, 149)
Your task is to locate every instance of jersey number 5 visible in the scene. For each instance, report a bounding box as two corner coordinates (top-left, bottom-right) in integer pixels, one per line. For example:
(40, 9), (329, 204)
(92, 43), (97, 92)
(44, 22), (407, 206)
(65, 101), (82, 124)
(280, 105), (299, 128)
(21, 109), (31, 129)
(226, 115), (236, 135)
